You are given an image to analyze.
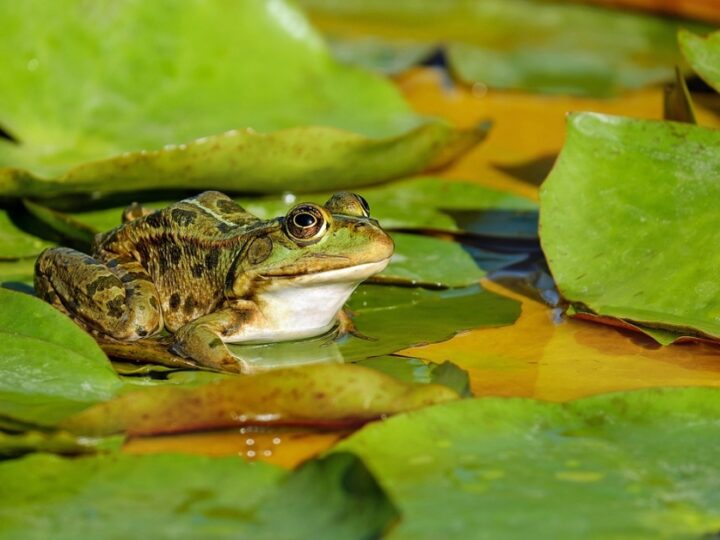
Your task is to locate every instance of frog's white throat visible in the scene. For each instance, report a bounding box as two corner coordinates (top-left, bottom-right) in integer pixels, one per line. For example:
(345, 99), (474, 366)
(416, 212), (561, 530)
(227, 259), (390, 344)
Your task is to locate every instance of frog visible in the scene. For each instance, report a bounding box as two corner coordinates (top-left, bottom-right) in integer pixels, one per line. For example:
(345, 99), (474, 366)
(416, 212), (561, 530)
(34, 191), (394, 373)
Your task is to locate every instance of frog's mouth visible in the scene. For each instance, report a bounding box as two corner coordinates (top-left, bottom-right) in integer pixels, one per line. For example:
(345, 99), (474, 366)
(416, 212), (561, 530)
(259, 258), (390, 285)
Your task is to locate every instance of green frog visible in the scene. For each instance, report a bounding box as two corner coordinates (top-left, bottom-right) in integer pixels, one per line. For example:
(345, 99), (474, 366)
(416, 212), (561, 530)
(34, 191), (394, 373)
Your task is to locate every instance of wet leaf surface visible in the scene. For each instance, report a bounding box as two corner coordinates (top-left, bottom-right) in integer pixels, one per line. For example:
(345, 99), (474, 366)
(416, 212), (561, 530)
(338, 388), (720, 539)
(0, 288), (122, 426)
(0, 452), (397, 540)
(299, 0), (706, 96)
(61, 364), (459, 437)
(0, 430), (123, 459)
(341, 284), (521, 361)
(0, 207), (54, 258)
(0, 0), (482, 196)
(540, 113), (720, 340)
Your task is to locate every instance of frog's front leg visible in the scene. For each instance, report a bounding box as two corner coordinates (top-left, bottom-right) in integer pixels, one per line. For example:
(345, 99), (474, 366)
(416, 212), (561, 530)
(34, 247), (163, 340)
(170, 302), (262, 374)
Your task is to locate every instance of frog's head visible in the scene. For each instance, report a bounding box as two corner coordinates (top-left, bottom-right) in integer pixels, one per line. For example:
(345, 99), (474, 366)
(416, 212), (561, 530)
(227, 192), (394, 299)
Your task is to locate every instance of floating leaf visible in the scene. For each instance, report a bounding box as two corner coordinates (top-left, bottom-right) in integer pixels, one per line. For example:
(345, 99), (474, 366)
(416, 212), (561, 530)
(679, 29), (720, 93)
(0, 207), (53, 258)
(0, 288), (123, 426)
(0, 0), (482, 197)
(0, 259), (36, 288)
(376, 233), (485, 287)
(0, 430), (123, 459)
(62, 364), (458, 437)
(338, 388), (720, 539)
(0, 452), (397, 540)
(300, 0), (706, 96)
(341, 284), (521, 361)
(357, 356), (472, 397)
(540, 113), (720, 341)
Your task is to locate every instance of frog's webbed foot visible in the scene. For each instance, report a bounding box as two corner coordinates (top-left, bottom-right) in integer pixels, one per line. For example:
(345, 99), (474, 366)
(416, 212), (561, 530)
(34, 247), (163, 340)
(337, 308), (376, 341)
(170, 307), (258, 374)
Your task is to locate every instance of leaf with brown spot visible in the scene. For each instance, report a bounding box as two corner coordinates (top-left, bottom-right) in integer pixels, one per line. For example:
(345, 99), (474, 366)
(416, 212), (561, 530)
(61, 363), (459, 437)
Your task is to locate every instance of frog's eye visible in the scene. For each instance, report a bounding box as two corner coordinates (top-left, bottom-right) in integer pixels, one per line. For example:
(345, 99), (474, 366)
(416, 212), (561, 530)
(324, 192), (370, 218)
(285, 204), (328, 244)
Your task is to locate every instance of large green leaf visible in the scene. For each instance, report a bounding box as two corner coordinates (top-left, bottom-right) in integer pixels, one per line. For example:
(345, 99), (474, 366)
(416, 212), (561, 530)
(679, 29), (720, 93)
(341, 284), (521, 361)
(0, 289), (123, 426)
(0, 0), (481, 196)
(0, 452), (397, 540)
(0, 207), (54, 258)
(62, 363), (458, 437)
(338, 388), (720, 539)
(299, 0), (705, 96)
(540, 113), (720, 340)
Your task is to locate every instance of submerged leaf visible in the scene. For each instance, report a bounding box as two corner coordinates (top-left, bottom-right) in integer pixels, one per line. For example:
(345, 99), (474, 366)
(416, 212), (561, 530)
(0, 452), (397, 540)
(0, 288), (122, 426)
(300, 0), (705, 96)
(62, 363), (458, 437)
(338, 388), (720, 539)
(540, 113), (720, 341)
(0, 0), (481, 196)
(341, 284), (521, 360)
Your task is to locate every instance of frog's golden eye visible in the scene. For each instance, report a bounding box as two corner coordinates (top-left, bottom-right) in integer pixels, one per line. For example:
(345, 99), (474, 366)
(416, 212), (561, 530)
(324, 192), (370, 218)
(285, 204), (328, 244)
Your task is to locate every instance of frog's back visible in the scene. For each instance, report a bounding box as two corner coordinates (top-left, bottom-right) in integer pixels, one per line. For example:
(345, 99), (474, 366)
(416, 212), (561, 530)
(95, 191), (263, 328)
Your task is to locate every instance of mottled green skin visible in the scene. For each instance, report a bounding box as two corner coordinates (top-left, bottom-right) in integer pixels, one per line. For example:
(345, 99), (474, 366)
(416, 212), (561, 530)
(34, 191), (393, 372)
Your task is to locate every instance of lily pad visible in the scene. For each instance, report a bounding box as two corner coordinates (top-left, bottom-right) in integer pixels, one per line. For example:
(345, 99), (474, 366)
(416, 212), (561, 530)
(0, 430), (123, 459)
(338, 388), (720, 539)
(0, 207), (54, 258)
(376, 233), (485, 287)
(679, 29), (720, 93)
(0, 288), (123, 426)
(0, 0), (482, 197)
(357, 356), (472, 398)
(341, 284), (521, 360)
(62, 363), (458, 437)
(299, 0), (705, 96)
(0, 259), (36, 288)
(540, 113), (720, 340)
(0, 452), (397, 540)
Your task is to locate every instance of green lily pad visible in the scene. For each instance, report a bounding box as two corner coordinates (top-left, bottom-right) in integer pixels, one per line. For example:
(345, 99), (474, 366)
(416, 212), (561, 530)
(357, 356), (472, 397)
(0, 0), (482, 197)
(679, 29), (720, 93)
(299, 0), (706, 96)
(377, 233), (485, 287)
(338, 388), (720, 539)
(540, 113), (720, 340)
(62, 363), (458, 437)
(0, 288), (123, 426)
(341, 284), (521, 361)
(0, 207), (54, 258)
(0, 259), (37, 288)
(0, 430), (123, 459)
(0, 452), (397, 540)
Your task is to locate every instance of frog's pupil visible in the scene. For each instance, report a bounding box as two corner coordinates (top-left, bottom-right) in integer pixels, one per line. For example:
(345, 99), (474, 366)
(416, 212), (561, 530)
(358, 195), (370, 214)
(294, 213), (316, 228)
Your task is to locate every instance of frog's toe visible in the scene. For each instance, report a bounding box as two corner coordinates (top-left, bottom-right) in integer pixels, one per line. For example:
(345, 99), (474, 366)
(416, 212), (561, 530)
(170, 336), (246, 374)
